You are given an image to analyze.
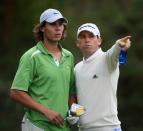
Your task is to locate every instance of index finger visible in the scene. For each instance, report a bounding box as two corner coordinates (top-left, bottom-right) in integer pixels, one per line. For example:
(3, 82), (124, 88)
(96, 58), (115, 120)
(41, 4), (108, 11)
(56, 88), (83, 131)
(121, 36), (131, 42)
(57, 114), (64, 125)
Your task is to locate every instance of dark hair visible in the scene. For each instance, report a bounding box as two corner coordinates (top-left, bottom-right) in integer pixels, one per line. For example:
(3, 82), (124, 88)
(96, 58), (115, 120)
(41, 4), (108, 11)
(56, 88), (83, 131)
(33, 21), (67, 42)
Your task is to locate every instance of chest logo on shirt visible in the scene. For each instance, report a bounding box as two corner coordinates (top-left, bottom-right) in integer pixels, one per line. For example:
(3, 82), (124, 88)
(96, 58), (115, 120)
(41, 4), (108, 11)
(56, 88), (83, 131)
(92, 74), (98, 79)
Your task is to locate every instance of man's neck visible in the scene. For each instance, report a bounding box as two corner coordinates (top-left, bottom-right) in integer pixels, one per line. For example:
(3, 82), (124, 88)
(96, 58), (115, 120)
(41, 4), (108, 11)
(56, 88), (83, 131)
(43, 39), (60, 54)
(83, 48), (100, 60)
(83, 51), (96, 60)
(43, 40), (62, 61)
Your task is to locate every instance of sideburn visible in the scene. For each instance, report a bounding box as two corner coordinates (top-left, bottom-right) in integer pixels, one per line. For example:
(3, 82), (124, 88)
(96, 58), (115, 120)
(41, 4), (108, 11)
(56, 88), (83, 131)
(60, 24), (67, 41)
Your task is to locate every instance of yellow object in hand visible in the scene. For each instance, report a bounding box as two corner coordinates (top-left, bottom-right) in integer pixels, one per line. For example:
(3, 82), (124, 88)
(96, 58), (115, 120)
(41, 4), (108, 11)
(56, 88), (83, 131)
(76, 107), (85, 116)
(70, 103), (85, 117)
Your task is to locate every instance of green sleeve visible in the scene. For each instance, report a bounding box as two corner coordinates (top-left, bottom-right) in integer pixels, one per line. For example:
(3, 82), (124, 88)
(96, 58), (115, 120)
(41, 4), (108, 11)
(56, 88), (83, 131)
(11, 53), (35, 91)
(69, 55), (76, 95)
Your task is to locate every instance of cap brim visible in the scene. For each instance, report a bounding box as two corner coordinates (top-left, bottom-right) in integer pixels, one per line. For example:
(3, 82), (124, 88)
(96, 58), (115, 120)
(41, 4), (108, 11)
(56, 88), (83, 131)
(77, 28), (99, 37)
(45, 17), (68, 23)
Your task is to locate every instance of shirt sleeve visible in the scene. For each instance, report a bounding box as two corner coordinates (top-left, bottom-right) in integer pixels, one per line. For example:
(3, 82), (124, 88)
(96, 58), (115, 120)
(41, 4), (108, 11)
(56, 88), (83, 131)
(106, 42), (121, 71)
(11, 53), (35, 91)
(69, 55), (76, 95)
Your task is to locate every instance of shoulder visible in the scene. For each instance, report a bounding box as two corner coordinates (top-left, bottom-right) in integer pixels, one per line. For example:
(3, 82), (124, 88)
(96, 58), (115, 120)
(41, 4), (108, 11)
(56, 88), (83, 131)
(74, 61), (83, 70)
(62, 48), (74, 57)
(20, 46), (39, 62)
(62, 48), (72, 54)
(21, 46), (40, 59)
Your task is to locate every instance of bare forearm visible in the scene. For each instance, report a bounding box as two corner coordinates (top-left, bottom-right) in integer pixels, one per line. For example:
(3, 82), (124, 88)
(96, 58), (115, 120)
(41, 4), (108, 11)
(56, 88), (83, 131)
(69, 94), (77, 106)
(10, 90), (47, 115)
(10, 89), (64, 125)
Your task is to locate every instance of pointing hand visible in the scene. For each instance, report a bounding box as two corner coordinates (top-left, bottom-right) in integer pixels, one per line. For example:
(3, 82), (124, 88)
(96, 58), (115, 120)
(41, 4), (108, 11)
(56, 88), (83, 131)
(116, 36), (131, 50)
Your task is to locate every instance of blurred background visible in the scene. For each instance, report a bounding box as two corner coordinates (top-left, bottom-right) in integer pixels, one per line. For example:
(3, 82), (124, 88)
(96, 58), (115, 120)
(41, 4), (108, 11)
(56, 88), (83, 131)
(0, 0), (143, 131)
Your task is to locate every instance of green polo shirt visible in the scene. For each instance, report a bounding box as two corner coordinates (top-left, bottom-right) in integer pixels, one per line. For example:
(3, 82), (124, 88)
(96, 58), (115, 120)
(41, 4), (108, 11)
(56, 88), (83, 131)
(11, 41), (75, 131)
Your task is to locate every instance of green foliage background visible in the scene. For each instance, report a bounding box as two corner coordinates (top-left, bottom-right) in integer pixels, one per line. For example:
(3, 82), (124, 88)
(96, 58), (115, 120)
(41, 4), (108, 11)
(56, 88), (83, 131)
(0, 0), (143, 131)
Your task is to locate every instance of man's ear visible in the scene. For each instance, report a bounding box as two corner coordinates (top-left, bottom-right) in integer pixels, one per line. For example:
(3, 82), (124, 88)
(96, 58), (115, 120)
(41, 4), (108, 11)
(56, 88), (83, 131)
(40, 26), (45, 32)
(98, 37), (102, 46)
(76, 40), (80, 47)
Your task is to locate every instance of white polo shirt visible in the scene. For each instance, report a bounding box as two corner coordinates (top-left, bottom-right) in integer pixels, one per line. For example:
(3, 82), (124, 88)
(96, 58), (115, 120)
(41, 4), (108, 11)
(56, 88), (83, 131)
(75, 43), (121, 129)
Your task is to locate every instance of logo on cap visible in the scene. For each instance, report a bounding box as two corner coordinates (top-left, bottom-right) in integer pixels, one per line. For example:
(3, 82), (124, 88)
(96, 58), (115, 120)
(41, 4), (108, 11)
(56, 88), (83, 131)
(77, 23), (100, 37)
(40, 8), (67, 23)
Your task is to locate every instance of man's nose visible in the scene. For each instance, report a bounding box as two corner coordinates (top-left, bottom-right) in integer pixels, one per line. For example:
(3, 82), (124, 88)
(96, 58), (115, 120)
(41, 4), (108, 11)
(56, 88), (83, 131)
(85, 37), (90, 43)
(55, 24), (62, 30)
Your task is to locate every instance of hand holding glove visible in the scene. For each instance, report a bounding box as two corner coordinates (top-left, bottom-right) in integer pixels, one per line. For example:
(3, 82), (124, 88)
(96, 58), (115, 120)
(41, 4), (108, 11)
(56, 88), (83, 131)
(116, 36), (131, 50)
(66, 110), (79, 125)
(66, 103), (85, 125)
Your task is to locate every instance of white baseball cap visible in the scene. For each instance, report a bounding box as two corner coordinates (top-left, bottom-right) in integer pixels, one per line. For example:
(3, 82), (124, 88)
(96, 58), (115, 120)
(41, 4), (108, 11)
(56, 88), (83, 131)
(40, 8), (68, 23)
(77, 23), (100, 37)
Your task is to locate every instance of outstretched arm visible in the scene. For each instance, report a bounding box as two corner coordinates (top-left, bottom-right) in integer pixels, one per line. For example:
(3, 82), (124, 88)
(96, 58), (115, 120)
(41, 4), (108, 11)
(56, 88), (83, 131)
(106, 35), (131, 70)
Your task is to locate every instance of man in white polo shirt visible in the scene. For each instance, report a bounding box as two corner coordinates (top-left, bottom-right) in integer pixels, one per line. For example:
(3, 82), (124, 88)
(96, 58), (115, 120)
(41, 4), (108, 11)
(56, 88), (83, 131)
(74, 23), (131, 131)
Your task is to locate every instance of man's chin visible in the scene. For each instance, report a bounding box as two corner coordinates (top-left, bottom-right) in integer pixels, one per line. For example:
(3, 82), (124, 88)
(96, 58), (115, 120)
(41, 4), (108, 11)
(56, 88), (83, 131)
(50, 38), (61, 43)
(54, 38), (62, 41)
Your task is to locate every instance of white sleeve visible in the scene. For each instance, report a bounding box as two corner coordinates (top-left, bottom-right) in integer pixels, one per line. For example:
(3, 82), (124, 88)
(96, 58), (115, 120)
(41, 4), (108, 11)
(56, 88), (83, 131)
(106, 43), (121, 71)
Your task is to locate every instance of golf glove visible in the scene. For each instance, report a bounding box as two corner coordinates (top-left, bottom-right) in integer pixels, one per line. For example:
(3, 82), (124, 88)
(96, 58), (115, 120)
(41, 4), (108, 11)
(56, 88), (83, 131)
(67, 110), (79, 125)
(67, 103), (85, 125)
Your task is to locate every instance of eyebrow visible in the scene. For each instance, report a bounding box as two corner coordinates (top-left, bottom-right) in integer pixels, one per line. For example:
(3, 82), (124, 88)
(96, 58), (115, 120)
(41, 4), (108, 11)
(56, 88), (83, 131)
(79, 25), (95, 30)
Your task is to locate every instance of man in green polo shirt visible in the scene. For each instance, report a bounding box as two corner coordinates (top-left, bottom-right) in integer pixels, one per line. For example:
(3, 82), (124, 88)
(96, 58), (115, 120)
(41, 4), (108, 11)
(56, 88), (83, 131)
(10, 8), (76, 131)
